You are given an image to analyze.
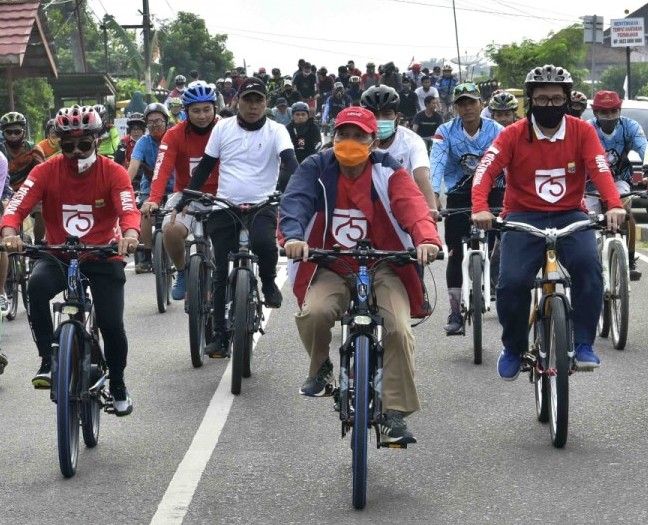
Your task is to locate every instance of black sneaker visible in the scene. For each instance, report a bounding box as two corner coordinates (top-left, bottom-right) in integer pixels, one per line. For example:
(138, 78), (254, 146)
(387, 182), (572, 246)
(32, 358), (52, 389)
(0, 352), (7, 375)
(629, 257), (642, 282)
(380, 410), (416, 445)
(206, 332), (230, 358)
(444, 312), (464, 335)
(262, 281), (283, 308)
(110, 382), (133, 417)
(300, 358), (335, 397)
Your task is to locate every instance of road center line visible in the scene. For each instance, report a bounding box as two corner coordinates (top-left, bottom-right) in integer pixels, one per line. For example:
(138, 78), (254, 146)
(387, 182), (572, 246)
(150, 266), (289, 524)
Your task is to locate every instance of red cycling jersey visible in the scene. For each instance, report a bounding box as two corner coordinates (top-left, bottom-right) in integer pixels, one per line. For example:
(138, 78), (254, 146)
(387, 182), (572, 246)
(472, 116), (623, 215)
(0, 155), (140, 245)
(149, 120), (219, 204)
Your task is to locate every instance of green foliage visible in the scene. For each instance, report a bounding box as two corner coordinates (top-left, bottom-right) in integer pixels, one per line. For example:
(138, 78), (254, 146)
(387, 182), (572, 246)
(486, 25), (588, 91)
(600, 64), (648, 99)
(115, 78), (146, 100)
(0, 78), (54, 141)
(158, 12), (234, 81)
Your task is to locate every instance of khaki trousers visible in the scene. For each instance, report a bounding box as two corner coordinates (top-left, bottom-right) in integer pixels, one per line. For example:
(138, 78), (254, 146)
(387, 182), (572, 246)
(295, 267), (420, 413)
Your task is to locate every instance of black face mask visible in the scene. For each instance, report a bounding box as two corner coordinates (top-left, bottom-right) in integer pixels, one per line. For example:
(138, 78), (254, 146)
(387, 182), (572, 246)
(532, 104), (567, 129)
(568, 107), (584, 118)
(189, 120), (215, 136)
(237, 114), (266, 131)
(597, 117), (619, 134)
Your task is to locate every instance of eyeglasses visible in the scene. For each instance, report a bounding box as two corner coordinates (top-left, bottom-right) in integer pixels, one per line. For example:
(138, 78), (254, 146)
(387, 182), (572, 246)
(453, 83), (479, 96)
(533, 95), (567, 107)
(60, 139), (95, 154)
(3, 128), (24, 136)
(147, 118), (166, 127)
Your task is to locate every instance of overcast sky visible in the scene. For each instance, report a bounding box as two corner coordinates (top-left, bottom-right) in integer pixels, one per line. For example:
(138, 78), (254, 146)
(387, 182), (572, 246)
(89, 0), (646, 75)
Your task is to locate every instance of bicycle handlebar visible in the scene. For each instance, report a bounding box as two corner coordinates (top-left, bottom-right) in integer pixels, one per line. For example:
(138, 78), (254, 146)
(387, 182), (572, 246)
(279, 246), (444, 262)
(181, 189), (281, 214)
(2, 241), (119, 257)
(494, 215), (603, 239)
(584, 190), (648, 200)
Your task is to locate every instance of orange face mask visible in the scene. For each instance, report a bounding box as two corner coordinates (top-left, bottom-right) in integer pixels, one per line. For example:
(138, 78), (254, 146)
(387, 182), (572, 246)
(333, 139), (371, 167)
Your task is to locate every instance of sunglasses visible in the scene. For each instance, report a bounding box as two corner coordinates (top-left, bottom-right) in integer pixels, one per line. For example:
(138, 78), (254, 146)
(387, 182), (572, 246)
(60, 139), (95, 154)
(454, 83), (479, 96)
(3, 129), (23, 136)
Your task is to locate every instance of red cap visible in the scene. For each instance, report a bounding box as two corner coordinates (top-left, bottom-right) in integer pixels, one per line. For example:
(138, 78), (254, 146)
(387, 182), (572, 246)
(412, 63), (422, 72)
(334, 107), (377, 133)
(592, 90), (622, 110)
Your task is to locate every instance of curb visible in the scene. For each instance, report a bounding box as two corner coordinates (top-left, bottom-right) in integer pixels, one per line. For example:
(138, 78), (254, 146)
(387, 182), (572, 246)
(638, 224), (648, 242)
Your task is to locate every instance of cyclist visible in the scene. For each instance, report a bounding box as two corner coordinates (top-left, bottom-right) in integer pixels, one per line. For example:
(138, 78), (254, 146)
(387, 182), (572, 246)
(129, 104), (173, 274)
(586, 90), (646, 281)
(1, 105), (140, 415)
(279, 106), (441, 444)
(569, 90), (588, 118)
(140, 84), (221, 301)
(271, 79), (302, 107)
(347, 60), (362, 77)
(398, 78), (419, 126)
(360, 62), (380, 90)
(412, 95), (443, 151)
(471, 64), (625, 379)
(166, 97), (186, 125)
(255, 67), (270, 85)
(221, 78), (238, 109)
(361, 85), (438, 216)
(488, 91), (519, 128)
(114, 113), (146, 170)
(407, 62), (424, 88)
(94, 105), (120, 159)
(166, 74), (187, 101)
(293, 61), (317, 113)
(322, 83), (352, 128)
(379, 61), (402, 91)
(415, 75), (440, 112)
(316, 67), (334, 113)
(430, 82), (503, 335)
(346, 76), (363, 105)
(267, 68), (284, 93)
(336, 65), (351, 89)
(0, 150), (8, 313)
(175, 77), (298, 357)
(271, 98), (292, 126)
(287, 101), (322, 163)
(36, 119), (61, 159)
(437, 65), (458, 120)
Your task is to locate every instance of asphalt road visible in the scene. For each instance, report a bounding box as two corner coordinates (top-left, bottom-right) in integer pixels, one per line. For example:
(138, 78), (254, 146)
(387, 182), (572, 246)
(2, 249), (648, 524)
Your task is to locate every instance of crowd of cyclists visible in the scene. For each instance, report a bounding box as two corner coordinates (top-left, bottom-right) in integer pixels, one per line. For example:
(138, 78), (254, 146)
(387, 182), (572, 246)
(0, 55), (646, 444)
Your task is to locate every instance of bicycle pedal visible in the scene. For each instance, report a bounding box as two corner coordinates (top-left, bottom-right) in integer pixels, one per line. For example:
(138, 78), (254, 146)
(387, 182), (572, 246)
(380, 442), (408, 449)
(445, 330), (465, 337)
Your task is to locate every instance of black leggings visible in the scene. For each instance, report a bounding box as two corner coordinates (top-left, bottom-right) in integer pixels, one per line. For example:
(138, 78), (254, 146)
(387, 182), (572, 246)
(28, 259), (128, 383)
(207, 207), (278, 332)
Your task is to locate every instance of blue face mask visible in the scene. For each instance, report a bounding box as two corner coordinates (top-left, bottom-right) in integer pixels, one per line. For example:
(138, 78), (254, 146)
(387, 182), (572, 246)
(376, 119), (396, 140)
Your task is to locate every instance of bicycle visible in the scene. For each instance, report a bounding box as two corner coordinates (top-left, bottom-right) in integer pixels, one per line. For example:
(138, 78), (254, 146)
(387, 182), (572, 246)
(182, 189), (281, 394)
(5, 229), (31, 321)
(495, 215), (601, 448)
(283, 240), (442, 509)
(587, 190), (647, 350)
(8, 237), (121, 477)
(440, 207), (501, 364)
(150, 208), (174, 314)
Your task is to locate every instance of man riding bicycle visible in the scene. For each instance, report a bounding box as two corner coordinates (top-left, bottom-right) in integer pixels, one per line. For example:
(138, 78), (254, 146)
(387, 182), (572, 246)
(0, 105), (140, 415)
(471, 65), (625, 380)
(279, 106), (441, 444)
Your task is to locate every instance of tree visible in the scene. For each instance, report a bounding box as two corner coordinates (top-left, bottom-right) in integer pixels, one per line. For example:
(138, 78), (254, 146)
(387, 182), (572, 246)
(158, 12), (234, 81)
(600, 64), (648, 99)
(486, 25), (588, 91)
(0, 78), (54, 141)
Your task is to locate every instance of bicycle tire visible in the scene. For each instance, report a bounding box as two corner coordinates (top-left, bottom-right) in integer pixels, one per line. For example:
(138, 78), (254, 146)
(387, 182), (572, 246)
(533, 316), (549, 423)
(548, 296), (570, 449)
(231, 270), (251, 395)
(81, 310), (102, 448)
(598, 297), (611, 338)
(470, 253), (483, 365)
(352, 335), (370, 510)
(5, 257), (19, 321)
(153, 231), (170, 313)
(19, 258), (29, 313)
(243, 279), (257, 378)
(187, 255), (207, 368)
(57, 323), (81, 478)
(609, 244), (629, 350)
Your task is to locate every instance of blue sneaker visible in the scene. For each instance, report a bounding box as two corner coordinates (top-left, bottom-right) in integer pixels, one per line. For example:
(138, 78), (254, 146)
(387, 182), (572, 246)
(172, 269), (186, 301)
(497, 349), (522, 381)
(574, 343), (600, 369)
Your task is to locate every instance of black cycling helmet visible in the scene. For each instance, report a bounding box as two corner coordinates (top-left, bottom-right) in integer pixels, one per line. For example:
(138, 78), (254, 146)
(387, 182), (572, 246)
(360, 85), (400, 112)
(127, 112), (146, 129)
(144, 102), (170, 123)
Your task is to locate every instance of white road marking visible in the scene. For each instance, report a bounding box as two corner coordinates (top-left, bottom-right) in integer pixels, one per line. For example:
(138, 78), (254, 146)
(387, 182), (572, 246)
(636, 252), (648, 265)
(150, 266), (289, 525)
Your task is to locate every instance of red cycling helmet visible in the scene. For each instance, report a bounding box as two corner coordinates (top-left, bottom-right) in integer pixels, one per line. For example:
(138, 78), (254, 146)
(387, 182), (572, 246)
(411, 63), (422, 72)
(592, 90), (622, 111)
(54, 105), (103, 137)
(259, 67), (266, 74)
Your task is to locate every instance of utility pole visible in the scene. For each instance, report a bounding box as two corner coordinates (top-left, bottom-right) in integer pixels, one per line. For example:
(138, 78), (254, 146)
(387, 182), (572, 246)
(452, 0), (462, 82)
(142, 0), (152, 97)
(582, 15), (604, 97)
(100, 20), (109, 74)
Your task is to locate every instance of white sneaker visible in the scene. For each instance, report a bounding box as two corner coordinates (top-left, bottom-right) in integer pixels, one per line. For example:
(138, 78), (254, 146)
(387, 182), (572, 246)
(0, 294), (8, 313)
(0, 352), (7, 374)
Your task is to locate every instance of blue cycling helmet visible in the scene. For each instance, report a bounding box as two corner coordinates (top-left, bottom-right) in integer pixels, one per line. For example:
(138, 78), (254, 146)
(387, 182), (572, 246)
(181, 83), (217, 106)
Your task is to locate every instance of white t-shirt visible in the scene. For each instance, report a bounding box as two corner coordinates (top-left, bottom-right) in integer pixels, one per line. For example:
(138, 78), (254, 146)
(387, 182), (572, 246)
(414, 86), (439, 111)
(376, 125), (429, 173)
(205, 116), (294, 204)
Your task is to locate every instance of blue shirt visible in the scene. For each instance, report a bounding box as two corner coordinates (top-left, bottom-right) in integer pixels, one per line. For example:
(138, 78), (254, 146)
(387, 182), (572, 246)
(587, 115), (646, 184)
(132, 134), (174, 194)
(430, 117), (503, 194)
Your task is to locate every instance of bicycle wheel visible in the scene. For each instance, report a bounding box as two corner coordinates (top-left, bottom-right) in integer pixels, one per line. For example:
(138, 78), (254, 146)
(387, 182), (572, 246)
(532, 315), (549, 423)
(352, 335), (370, 510)
(547, 296), (570, 449)
(153, 231), (171, 313)
(470, 253), (483, 365)
(81, 311), (102, 448)
(19, 258), (29, 312)
(243, 281), (258, 379)
(5, 257), (19, 321)
(609, 244), (629, 350)
(57, 323), (81, 477)
(231, 270), (251, 395)
(187, 255), (207, 368)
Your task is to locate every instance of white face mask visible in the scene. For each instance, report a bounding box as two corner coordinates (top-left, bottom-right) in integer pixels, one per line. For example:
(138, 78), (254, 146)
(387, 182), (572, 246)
(78, 151), (97, 173)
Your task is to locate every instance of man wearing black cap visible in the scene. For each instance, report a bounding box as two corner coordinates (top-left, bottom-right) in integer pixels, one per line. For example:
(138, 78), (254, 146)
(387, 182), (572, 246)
(178, 77), (299, 357)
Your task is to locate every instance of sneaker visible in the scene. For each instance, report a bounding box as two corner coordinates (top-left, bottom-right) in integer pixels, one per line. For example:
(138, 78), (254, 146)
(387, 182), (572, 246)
(110, 382), (133, 416)
(0, 352), (7, 374)
(0, 294), (8, 313)
(134, 261), (153, 274)
(497, 349), (522, 381)
(299, 358), (335, 397)
(444, 312), (464, 335)
(172, 269), (186, 300)
(380, 410), (416, 445)
(629, 257), (641, 282)
(206, 332), (230, 358)
(32, 358), (52, 389)
(261, 281), (282, 308)
(574, 343), (600, 370)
